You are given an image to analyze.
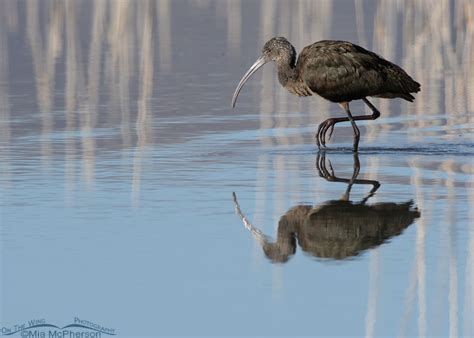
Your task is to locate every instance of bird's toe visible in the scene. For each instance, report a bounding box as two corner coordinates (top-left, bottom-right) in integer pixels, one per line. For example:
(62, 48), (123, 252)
(315, 124), (324, 148)
(320, 119), (335, 146)
(327, 123), (335, 142)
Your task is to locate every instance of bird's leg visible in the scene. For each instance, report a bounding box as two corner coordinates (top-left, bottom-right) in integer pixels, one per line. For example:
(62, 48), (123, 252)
(315, 98), (381, 150)
(362, 98), (381, 119)
(341, 102), (361, 152)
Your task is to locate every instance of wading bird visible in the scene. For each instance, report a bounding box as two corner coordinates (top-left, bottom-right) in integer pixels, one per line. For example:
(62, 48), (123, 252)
(231, 37), (421, 152)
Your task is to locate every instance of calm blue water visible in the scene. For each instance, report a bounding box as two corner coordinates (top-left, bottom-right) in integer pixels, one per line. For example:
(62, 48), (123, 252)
(1, 1), (473, 337)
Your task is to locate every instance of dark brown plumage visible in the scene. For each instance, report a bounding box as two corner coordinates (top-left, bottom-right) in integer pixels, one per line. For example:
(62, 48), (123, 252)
(231, 37), (421, 152)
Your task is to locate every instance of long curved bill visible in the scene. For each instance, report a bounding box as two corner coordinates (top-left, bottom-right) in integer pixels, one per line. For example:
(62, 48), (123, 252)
(231, 56), (268, 108)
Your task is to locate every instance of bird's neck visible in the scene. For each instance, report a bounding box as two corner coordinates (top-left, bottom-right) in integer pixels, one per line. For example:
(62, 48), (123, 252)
(277, 61), (298, 88)
(277, 60), (312, 97)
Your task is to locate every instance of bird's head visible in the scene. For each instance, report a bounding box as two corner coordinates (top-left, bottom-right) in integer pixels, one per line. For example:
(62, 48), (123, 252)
(262, 37), (296, 64)
(231, 37), (296, 108)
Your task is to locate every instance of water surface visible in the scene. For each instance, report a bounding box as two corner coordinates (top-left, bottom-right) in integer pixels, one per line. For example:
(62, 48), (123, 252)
(0, 1), (473, 337)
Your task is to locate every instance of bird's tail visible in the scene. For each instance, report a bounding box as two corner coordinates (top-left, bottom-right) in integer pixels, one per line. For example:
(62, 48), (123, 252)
(399, 92), (416, 102)
(378, 67), (421, 102)
(400, 79), (421, 102)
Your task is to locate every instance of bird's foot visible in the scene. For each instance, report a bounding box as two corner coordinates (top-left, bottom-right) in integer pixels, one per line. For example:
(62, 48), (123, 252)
(315, 118), (337, 148)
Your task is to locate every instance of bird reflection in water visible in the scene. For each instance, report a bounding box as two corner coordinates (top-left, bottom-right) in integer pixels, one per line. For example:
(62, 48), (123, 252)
(233, 153), (420, 263)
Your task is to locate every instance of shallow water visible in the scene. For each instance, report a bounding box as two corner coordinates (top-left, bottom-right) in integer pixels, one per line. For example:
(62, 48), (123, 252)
(1, 0), (473, 337)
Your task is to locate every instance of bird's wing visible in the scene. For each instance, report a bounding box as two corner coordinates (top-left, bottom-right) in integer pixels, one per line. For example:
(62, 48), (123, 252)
(297, 41), (419, 102)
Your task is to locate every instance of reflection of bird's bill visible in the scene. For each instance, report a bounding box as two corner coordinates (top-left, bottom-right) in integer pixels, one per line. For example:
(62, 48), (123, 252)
(232, 192), (268, 244)
(231, 56), (267, 108)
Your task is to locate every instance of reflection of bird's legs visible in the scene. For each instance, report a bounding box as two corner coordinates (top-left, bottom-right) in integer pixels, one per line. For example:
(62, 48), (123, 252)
(316, 151), (336, 180)
(316, 98), (381, 151)
(342, 153), (361, 200)
(315, 151), (380, 203)
(351, 152), (361, 180)
(359, 180), (381, 204)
